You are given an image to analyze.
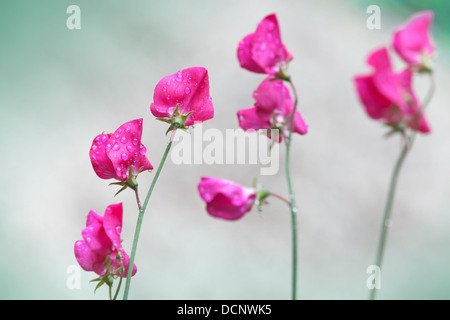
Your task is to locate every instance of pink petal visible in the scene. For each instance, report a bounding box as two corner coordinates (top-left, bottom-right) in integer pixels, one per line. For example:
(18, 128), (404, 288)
(237, 33), (266, 73)
(150, 67), (214, 126)
(354, 75), (392, 120)
(102, 203), (123, 250)
(89, 133), (117, 179)
(198, 177), (256, 220)
(74, 240), (95, 272)
(251, 14), (292, 75)
(81, 221), (112, 254)
(392, 11), (435, 66)
(367, 47), (392, 72)
(237, 107), (272, 131)
(291, 110), (308, 135)
(253, 78), (288, 117)
(107, 119), (153, 180)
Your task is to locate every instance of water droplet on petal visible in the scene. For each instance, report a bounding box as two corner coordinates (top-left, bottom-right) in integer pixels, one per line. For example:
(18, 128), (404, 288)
(139, 145), (147, 155)
(127, 145), (135, 153)
(132, 138), (139, 146)
(121, 153), (128, 161)
(112, 144), (120, 151)
(176, 71), (183, 82)
(120, 137), (128, 144)
(185, 87), (191, 94)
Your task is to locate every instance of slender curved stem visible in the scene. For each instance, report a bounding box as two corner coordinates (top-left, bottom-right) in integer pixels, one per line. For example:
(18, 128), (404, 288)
(369, 72), (435, 300)
(286, 78), (299, 300)
(269, 192), (291, 207)
(113, 257), (124, 300)
(123, 135), (175, 300)
(134, 188), (142, 211)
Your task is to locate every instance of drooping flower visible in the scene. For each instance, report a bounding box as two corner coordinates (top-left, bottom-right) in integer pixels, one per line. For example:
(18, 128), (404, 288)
(237, 13), (293, 76)
(74, 203), (137, 279)
(150, 67), (214, 131)
(89, 119), (153, 186)
(237, 77), (308, 141)
(198, 177), (257, 220)
(392, 10), (435, 71)
(354, 47), (430, 133)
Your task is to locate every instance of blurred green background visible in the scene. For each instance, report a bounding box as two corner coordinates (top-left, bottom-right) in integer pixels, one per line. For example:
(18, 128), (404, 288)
(0, 0), (449, 300)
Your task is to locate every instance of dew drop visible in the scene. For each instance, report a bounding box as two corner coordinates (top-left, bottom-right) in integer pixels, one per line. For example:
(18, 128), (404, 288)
(132, 138), (139, 146)
(121, 153), (128, 161)
(120, 137), (128, 144)
(127, 145), (135, 153)
(112, 144), (120, 151)
(176, 71), (183, 82)
(139, 145), (147, 155)
(185, 87), (191, 94)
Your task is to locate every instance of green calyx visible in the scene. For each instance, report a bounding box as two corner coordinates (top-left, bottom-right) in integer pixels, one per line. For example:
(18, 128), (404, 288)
(156, 104), (193, 135)
(110, 165), (145, 196)
(90, 253), (124, 295)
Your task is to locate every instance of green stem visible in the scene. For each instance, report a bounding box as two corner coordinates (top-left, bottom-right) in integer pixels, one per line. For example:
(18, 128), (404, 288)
(122, 138), (174, 300)
(286, 78), (299, 300)
(369, 137), (409, 300)
(113, 258), (124, 300)
(369, 71), (435, 300)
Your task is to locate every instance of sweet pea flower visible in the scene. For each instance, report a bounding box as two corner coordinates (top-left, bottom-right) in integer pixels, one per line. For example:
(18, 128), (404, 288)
(392, 11), (435, 71)
(150, 67), (214, 130)
(198, 177), (257, 220)
(74, 203), (137, 279)
(237, 77), (308, 141)
(89, 119), (153, 187)
(237, 13), (293, 76)
(354, 47), (430, 133)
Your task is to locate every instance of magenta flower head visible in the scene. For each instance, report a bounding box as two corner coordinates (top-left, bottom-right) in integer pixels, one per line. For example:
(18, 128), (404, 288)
(392, 11), (435, 71)
(198, 177), (257, 221)
(89, 119), (153, 192)
(150, 67), (214, 133)
(74, 203), (137, 284)
(354, 47), (430, 133)
(237, 13), (293, 76)
(237, 77), (308, 141)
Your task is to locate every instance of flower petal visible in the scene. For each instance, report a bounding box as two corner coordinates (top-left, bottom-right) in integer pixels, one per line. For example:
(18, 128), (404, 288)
(392, 11), (435, 66)
(90, 133), (117, 179)
(237, 33), (266, 73)
(251, 14), (292, 75)
(150, 67), (214, 126)
(102, 203), (123, 250)
(107, 119), (153, 180)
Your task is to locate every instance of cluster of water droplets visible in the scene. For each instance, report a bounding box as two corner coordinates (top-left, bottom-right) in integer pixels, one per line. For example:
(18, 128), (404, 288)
(90, 121), (147, 180)
(159, 70), (212, 115)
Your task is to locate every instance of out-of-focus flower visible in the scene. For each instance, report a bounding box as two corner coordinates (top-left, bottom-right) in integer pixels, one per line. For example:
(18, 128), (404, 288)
(74, 203), (137, 279)
(198, 177), (257, 220)
(150, 67), (214, 131)
(89, 119), (153, 185)
(237, 13), (293, 76)
(392, 10), (435, 71)
(237, 77), (308, 141)
(354, 47), (430, 133)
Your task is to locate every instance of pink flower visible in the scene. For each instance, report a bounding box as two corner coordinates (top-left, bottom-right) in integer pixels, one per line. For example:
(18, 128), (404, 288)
(74, 203), (137, 278)
(237, 77), (308, 141)
(392, 11), (435, 70)
(150, 67), (214, 128)
(198, 177), (256, 220)
(237, 13), (293, 75)
(354, 47), (430, 133)
(89, 119), (153, 182)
